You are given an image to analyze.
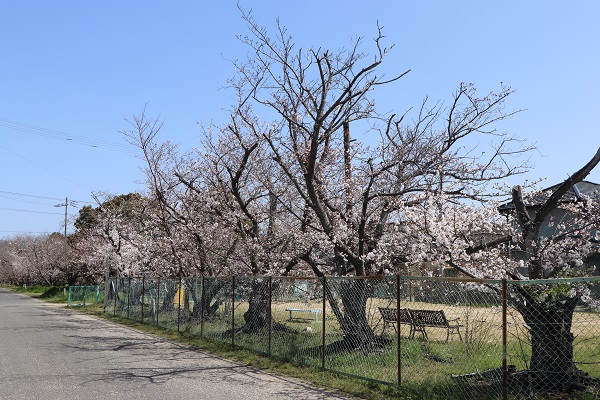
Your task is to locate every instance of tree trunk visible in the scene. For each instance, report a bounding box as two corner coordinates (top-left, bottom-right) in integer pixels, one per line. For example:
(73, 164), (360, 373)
(230, 278), (293, 335)
(160, 280), (178, 312)
(325, 279), (385, 352)
(66, 271), (79, 286)
(519, 296), (581, 391)
(181, 278), (200, 319)
(200, 279), (228, 320)
(341, 279), (377, 343)
(241, 279), (269, 333)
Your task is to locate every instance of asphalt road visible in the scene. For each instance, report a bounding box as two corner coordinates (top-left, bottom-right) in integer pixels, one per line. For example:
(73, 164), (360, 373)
(0, 289), (358, 400)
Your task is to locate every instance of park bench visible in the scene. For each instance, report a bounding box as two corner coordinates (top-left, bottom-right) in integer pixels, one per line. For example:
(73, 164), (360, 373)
(378, 307), (462, 342)
(285, 308), (321, 322)
(378, 307), (413, 336)
(409, 309), (462, 342)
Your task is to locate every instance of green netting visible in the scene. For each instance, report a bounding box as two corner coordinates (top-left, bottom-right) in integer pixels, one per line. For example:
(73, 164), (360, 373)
(67, 285), (101, 306)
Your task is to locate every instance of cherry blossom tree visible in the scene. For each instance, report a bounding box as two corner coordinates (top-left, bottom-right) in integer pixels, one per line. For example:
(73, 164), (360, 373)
(123, 103), (319, 329)
(73, 193), (158, 277)
(0, 233), (74, 285)
(116, 9), (537, 348)
(383, 149), (600, 391)
(502, 149), (600, 390)
(0, 237), (29, 285)
(222, 10), (534, 348)
(122, 110), (267, 321)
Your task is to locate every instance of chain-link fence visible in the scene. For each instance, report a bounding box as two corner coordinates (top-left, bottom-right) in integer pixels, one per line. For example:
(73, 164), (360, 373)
(67, 285), (101, 306)
(103, 275), (600, 399)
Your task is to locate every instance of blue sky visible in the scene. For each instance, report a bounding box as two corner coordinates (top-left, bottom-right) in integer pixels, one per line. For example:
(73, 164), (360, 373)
(1, 1), (599, 238)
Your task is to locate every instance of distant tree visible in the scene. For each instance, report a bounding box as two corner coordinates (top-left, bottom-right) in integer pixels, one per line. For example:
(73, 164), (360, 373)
(72, 193), (156, 278)
(0, 239), (18, 284)
(3, 234), (73, 285)
(74, 205), (99, 232)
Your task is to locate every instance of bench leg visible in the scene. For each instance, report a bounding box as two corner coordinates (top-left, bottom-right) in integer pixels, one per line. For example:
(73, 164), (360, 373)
(455, 327), (462, 342)
(445, 327), (462, 342)
(412, 325), (427, 340)
(382, 321), (396, 335)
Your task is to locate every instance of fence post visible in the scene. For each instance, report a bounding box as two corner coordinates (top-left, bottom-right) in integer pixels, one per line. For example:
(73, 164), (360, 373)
(200, 276), (205, 338)
(268, 276), (272, 356)
(321, 276), (326, 371)
(502, 278), (508, 400)
(231, 276), (236, 348)
(127, 276), (131, 319)
(103, 270), (109, 312)
(141, 276), (145, 323)
(113, 278), (118, 316)
(156, 277), (161, 326)
(397, 274), (402, 387)
(177, 275), (182, 332)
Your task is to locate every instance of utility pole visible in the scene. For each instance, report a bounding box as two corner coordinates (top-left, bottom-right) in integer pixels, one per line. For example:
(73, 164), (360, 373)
(54, 197), (76, 237)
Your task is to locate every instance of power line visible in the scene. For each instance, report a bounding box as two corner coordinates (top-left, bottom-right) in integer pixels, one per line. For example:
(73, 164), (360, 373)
(0, 190), (91, 204)
(0, 195), (58, 207)
(0, 207), (63, 215)
(0, 117), (139, 154)
(0, 143), (94, 191)
(0, 190), (64, 201)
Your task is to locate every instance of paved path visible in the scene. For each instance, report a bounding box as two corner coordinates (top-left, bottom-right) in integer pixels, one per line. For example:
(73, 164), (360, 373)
(0, 289), (358, 400)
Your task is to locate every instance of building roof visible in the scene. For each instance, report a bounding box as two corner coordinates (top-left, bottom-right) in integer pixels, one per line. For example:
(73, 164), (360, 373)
(498, 180), (600, 213)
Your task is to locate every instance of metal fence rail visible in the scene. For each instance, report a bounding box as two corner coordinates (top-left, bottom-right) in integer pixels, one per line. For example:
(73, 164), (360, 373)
(103, 275), (600, 399)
